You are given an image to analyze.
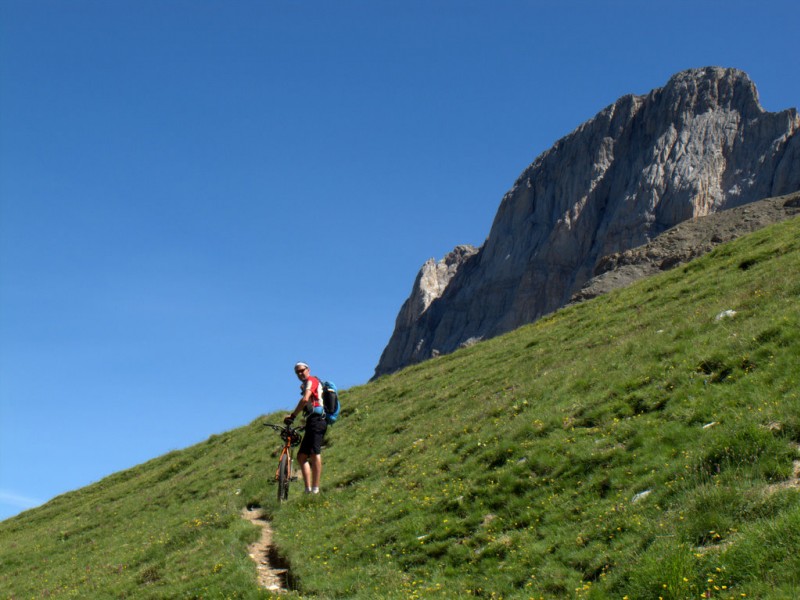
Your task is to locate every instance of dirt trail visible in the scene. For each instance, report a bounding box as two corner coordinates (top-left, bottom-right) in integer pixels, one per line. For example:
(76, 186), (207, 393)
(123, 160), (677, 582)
(242, 507), (290, 593)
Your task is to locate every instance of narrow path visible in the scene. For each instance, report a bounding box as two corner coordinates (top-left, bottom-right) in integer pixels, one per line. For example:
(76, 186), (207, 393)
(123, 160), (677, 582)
(241, 507), (290, 593)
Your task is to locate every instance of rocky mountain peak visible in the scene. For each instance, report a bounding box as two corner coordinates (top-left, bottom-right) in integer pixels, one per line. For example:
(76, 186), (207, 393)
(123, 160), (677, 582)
(373, 67), (800, 379)
(657, 67), (763, 119)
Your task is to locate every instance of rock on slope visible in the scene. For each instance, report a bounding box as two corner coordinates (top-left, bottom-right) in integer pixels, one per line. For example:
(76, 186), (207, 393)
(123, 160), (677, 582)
(374, 67), (800, 378)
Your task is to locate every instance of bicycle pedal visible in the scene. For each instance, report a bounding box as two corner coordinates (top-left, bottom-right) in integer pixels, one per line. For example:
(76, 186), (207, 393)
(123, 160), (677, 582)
(290, 476), (299, 481)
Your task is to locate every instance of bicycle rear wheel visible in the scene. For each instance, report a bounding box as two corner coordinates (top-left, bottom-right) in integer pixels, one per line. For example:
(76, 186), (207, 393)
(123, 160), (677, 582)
(277, 454), (290, 502)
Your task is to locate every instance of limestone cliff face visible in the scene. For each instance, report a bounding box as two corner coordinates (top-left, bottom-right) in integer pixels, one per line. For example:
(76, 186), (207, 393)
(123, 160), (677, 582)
(374, 67), (800, 378)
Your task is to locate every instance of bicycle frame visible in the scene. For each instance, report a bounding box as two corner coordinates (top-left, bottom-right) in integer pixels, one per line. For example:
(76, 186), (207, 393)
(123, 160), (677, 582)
(264, 423), (305, 502)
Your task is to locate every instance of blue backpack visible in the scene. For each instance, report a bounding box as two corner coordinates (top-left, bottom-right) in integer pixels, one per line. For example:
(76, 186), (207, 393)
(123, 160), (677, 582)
(320, 380), (340, 425)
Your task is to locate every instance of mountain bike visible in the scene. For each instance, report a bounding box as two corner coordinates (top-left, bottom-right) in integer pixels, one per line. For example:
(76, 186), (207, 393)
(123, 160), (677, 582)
(264, 422), (305, 502)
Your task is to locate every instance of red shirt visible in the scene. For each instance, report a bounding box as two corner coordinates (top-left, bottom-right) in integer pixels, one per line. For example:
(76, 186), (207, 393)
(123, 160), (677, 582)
(301, 376), (323, 414)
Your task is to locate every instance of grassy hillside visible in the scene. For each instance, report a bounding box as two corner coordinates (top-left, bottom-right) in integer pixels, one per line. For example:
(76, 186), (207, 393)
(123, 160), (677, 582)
(2, 215), (799, 600)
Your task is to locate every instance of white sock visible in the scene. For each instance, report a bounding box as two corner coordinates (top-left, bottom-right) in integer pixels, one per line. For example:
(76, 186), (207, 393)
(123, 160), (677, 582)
(311, 487), (320, 494)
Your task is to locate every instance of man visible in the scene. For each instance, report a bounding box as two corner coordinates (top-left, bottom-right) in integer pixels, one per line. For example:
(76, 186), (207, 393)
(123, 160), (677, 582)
(284, 362), (327, 494)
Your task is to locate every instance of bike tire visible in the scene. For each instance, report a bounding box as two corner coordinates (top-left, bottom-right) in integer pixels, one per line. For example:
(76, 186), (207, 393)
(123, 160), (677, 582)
(277, 454), (290, 502)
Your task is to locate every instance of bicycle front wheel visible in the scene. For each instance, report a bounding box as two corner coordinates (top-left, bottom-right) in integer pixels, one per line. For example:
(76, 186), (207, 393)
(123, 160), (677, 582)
(277, 454), (290, 502)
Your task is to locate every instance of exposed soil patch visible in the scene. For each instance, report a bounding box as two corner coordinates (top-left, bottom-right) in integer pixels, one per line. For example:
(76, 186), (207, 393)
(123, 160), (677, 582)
(765, 456), (800, 495)
(241, 507), (291, 593)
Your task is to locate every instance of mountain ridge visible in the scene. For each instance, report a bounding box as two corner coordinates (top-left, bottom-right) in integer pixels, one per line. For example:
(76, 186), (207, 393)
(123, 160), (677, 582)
(570, 190), (800, 303)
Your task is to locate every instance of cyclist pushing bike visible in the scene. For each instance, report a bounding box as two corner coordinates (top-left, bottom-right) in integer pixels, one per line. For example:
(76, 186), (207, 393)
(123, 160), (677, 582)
(283, 362), (327, 494)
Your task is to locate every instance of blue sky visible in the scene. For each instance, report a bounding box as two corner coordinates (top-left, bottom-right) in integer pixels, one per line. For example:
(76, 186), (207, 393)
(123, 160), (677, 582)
(1, 1), (798, 521)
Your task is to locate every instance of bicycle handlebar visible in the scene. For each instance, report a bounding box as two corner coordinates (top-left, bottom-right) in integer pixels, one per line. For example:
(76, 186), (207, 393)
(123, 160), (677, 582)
(263, 422), (305, 432)
(263, 422), (305, 445)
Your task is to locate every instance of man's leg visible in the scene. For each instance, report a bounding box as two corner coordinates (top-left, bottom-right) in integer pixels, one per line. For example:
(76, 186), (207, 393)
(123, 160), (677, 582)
(297, 452), (312, 491)
(309, 453), (322, 491)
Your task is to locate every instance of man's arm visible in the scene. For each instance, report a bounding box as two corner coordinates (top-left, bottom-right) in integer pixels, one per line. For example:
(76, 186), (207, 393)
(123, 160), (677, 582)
(287, 382), (314, 421)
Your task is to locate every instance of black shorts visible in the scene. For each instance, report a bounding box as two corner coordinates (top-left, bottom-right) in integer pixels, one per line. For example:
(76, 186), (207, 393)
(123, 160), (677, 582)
(298, 415), (327, 455)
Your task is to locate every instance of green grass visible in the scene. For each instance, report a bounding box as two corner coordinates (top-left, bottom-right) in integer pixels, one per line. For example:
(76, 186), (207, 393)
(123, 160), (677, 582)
(2, 215), (800, 599)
